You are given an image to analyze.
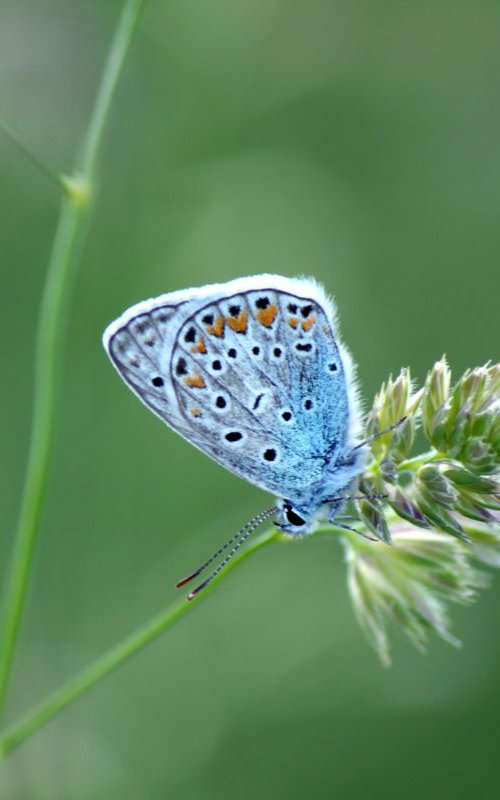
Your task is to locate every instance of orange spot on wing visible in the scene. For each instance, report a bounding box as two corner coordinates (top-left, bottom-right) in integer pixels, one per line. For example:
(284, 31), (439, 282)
(191, 335), (207, 354)
(226, 309), (248, 333)
(289, 317), (299, 329)
(206, 316), (225, 337)
(256, 304), (278, 327)
(190, 406), (202, 417)
(302, 315), (316, 332)
(184, 373), (206, 389)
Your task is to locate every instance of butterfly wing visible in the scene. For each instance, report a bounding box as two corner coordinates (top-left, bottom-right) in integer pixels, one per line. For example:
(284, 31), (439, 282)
(103, 275), (361, 503)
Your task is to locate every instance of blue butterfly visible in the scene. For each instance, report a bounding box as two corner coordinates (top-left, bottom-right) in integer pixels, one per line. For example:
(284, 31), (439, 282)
(103, 275), (397, 598)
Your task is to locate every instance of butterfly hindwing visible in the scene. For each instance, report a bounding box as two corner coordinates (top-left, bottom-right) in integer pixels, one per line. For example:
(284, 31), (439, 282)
(168, 280), (353, 499)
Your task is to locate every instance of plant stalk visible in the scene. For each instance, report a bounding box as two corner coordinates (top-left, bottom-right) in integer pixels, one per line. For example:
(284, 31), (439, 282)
(0, 528), (281, 757)
(0, 0), (146, 723)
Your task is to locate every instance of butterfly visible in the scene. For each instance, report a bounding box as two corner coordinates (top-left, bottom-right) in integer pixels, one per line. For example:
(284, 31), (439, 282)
(103, 275), (399, 599)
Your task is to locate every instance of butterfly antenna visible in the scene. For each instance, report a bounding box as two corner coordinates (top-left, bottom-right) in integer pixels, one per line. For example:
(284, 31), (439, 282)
(353, 416), (407, 451)
(175, 506), (278, 597)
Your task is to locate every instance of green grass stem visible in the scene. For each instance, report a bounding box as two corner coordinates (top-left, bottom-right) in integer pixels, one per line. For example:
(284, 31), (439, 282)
(0, 0), (146, 724)
(0, 528), (281, 757)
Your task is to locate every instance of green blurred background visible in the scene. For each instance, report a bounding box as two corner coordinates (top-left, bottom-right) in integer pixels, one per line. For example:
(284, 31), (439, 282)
(1, 1), (500, 797)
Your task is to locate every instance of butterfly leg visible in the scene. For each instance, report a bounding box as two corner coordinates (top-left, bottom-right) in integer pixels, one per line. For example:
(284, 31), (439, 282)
(332, 521), (378, 542)
(322, 492), (388, 505)
(352, 416), (407, 451)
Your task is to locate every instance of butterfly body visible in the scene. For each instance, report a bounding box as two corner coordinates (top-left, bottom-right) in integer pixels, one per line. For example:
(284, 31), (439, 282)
(103, 275), (364, 537)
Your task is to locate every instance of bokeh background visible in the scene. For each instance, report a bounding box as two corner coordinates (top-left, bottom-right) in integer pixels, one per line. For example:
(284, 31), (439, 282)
(1, 1), (500, 798)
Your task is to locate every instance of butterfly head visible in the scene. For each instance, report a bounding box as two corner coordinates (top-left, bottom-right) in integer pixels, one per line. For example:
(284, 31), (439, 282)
(275, 448), (367, 535)
(275, 500), (321, 535)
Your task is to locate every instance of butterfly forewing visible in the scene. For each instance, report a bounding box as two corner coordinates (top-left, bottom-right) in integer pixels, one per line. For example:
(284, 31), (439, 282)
(105, 301), (191, 434)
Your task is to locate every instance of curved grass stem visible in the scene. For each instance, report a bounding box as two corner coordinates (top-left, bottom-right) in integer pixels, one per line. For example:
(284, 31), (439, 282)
(0, 528), (281, 757)
(0, 119), (67, 191)
(0, 0), (146, 723)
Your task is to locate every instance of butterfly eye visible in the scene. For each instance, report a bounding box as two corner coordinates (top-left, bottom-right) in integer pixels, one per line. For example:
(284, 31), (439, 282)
(284, 504), (306, 527)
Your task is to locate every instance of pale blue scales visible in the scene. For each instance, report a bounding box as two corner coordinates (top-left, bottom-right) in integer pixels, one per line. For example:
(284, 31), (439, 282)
(103, 275), (368, 594)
